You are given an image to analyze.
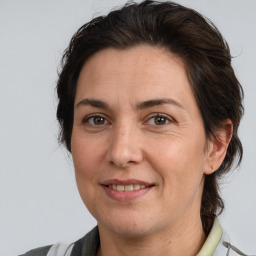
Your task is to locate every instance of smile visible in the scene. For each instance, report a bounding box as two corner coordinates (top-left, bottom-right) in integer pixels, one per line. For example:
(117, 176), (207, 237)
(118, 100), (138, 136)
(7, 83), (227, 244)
(107, 184), (147, 191)
(102, 179), (155, 201)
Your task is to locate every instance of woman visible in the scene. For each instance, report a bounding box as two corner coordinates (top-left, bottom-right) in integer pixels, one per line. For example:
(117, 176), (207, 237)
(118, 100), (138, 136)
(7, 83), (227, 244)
(21, 1), (250, 255)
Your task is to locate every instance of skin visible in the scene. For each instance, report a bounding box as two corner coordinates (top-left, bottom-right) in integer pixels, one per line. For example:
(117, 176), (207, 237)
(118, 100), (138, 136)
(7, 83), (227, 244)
(71, 46), (231, 256)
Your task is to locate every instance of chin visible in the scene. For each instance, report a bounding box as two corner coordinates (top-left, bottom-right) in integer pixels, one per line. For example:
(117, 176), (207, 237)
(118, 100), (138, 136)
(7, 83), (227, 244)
(97, 211), (159, 238)
(105, 223), (154, 238)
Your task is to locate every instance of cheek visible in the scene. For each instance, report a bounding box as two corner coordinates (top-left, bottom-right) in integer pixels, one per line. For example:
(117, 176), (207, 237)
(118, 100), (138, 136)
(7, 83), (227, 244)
(150, 137), (206, 213)
(72, 132), (104, 171)
(147, 136), (206, 188)
(71, 134), (104, 197)
(71, 138), (102, 214)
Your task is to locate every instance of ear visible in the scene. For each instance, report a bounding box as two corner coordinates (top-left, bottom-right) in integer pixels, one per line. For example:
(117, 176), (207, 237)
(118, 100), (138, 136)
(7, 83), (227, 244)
(204, 119), (233, 175)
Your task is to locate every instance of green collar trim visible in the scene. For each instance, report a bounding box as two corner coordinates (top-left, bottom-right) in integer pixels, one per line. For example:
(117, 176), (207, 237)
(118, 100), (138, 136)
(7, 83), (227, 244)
(197, 217), (223, 256)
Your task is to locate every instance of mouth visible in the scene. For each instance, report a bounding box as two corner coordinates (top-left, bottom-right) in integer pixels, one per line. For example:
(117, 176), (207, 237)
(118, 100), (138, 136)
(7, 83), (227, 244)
(105, 184), (154, 191)
(101, 179), (155, 201)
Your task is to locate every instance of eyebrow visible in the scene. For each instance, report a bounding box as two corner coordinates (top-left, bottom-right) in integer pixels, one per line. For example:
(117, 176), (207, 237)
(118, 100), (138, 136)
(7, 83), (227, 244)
(75, 99), (109, 109)
(75, 98), (184, 110)
(136, 98), (184, 110)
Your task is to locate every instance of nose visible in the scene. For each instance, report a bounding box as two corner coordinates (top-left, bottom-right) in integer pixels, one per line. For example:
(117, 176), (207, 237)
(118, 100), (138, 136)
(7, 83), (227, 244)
(106, 125), (144, 168)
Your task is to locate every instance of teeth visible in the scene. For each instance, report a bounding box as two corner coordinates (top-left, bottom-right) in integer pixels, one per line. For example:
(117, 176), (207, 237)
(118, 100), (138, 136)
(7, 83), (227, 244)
(116, 185), (124, 191)
(125, 185), (133, 191)
(108, 184), (147, 191)
(133, 184), (141, 190)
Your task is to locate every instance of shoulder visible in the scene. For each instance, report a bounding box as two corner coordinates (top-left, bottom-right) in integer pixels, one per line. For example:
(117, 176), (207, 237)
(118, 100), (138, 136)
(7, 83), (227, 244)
(214, 227), (253, 256)
(71, 226), (100, 256)
(18, 245), (52, 256)
(222, 241), (253, 256)
(19, 227), (99, 256)
(199, 218), (252, 256)
(19, 243), (75, 256)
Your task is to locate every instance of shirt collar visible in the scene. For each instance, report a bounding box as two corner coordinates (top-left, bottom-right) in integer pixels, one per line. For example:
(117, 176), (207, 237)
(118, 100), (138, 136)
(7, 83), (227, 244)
(197, 217), (228, 256)
(72, 218), (228, 256)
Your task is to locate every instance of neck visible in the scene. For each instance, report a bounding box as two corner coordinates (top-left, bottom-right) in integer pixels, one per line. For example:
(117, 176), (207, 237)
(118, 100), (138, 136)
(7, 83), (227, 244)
(97, 211), (206, 256)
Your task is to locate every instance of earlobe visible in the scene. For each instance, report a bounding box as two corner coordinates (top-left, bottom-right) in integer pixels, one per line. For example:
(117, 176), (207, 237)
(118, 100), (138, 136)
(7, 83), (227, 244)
(204, 119), (233, 175)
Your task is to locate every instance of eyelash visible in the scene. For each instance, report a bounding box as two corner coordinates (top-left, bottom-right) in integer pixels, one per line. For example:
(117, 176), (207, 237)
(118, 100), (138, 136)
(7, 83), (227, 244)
(82, 114), (110, 127)
(146, 113), (174, 126)
(82, 113), (174, 127)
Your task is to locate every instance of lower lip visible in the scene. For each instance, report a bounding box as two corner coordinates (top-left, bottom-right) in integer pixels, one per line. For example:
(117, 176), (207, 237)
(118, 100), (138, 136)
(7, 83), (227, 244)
(102, 186), (153, 201)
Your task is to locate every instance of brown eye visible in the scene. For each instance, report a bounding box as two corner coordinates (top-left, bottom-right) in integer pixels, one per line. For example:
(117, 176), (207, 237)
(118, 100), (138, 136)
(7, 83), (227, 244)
(154, 116), (167, 125)
(93, 116), (105, 125)
(84, 115), (108, 126)
(147, 114), (172, 126)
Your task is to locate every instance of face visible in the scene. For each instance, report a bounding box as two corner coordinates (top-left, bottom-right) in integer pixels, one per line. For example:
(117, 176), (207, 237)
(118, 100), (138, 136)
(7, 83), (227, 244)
(71, 46), (213, 237)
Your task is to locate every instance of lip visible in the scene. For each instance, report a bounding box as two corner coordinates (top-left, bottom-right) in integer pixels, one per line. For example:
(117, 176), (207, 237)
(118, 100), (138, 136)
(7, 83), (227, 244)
(101, 179), (155, 202)
(101, 179), (152, 186)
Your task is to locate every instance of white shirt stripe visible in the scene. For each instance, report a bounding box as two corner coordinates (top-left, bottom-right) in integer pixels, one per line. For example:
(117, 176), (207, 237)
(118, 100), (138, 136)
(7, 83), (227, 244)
(46, 243), (74, 256)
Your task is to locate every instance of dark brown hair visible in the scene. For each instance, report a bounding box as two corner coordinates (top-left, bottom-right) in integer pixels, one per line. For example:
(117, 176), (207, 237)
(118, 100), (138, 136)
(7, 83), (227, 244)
(56, 0), (243, 234)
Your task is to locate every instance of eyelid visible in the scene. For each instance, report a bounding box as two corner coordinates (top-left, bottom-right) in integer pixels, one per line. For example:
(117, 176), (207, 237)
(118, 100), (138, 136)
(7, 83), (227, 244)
(145, 113), (175, 125)
(82, 113), (111, 125)
(81, 112), (175, 126)
(146, 112), (174, 120)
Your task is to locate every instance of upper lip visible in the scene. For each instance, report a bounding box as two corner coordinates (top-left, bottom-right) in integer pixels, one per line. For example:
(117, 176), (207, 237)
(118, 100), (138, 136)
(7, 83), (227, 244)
(101, 179), (153, 186)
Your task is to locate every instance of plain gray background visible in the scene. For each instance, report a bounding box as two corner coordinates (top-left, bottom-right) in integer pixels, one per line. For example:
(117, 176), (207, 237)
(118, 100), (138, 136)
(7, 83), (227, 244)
(0, 0), (255, 255)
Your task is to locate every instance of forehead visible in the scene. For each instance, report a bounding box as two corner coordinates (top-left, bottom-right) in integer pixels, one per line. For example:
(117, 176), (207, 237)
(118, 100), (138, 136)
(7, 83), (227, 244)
(75, 45), (196, 110)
